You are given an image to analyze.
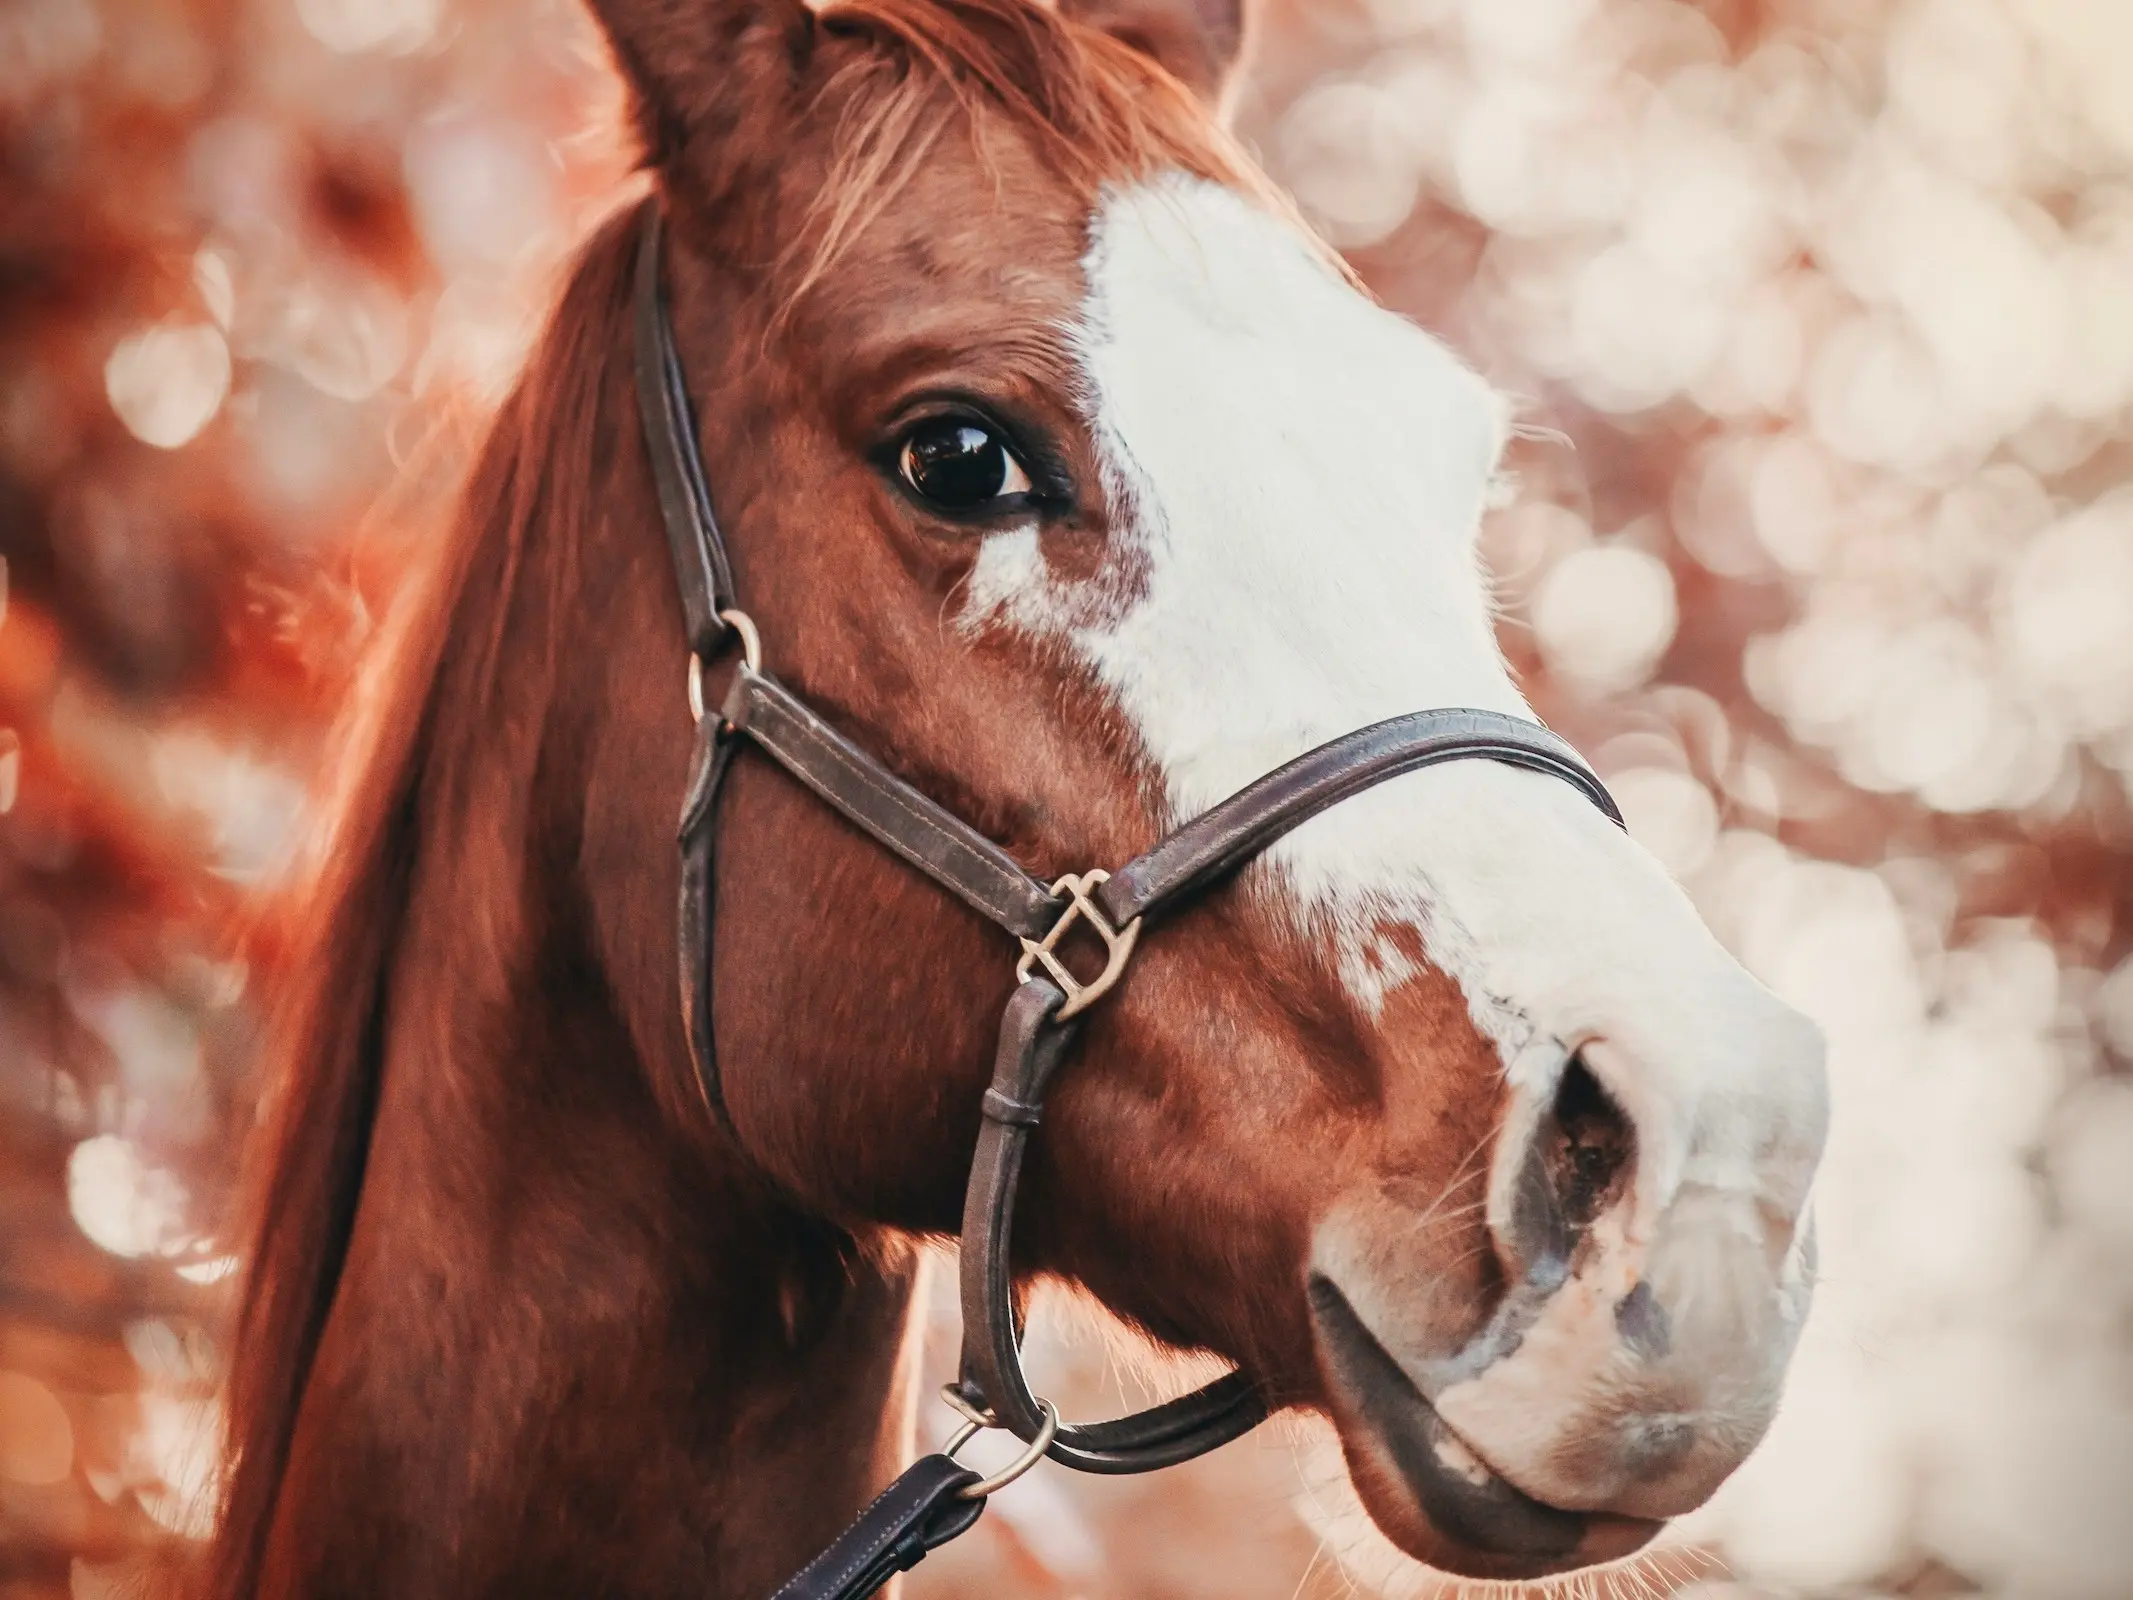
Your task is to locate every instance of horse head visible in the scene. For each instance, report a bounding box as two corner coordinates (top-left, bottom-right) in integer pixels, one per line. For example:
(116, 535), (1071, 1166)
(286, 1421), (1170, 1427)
(213, 0), (1829, 1590)
(587, 0), (1828, 1575)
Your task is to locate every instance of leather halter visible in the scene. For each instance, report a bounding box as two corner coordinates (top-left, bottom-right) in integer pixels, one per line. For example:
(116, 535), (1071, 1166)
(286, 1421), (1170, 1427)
(631, 201), (1622, 1599)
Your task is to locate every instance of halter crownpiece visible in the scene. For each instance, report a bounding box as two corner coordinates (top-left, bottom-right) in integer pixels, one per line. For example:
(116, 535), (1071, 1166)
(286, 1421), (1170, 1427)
(631, 199), (1622, 1600)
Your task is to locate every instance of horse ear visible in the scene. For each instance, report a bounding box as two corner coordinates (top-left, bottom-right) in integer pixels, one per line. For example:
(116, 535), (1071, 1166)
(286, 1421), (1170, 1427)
(585, 0), (816, 185)
(1059, 0), (1250, 112)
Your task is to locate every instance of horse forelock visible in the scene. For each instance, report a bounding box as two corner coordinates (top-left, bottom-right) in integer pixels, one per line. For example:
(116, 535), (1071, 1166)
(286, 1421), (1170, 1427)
(773, 0), (1343, 316)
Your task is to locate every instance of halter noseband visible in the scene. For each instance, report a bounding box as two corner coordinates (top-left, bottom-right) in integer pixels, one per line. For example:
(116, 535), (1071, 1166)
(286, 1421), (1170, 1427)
(631, 202), (1622, 1600)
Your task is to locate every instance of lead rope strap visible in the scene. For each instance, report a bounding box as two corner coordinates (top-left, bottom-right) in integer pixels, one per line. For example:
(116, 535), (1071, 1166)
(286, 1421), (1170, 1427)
(764, 1454), (983, 1600)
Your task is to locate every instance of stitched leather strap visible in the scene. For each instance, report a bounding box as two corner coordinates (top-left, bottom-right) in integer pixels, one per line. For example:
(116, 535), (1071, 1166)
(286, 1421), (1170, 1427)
(950, 711), (1626, 1476)
(633, 205), (735, 658)
(766, 1454), (985, 1600)
(1097, 708), (1623, 929)
(676, 713), (738, 1131)
(723, 666), (1065, 942)
(955, 980), (1268, 1471)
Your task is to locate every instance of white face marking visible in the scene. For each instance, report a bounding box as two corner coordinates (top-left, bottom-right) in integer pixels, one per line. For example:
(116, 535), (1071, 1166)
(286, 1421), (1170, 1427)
(955, 172), (1831, 1537)
(962, 172), (1826, 1232)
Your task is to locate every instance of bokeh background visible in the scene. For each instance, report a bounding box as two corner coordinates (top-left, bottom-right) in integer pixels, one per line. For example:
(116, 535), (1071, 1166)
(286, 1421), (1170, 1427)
(2, 0), (2130, 1595)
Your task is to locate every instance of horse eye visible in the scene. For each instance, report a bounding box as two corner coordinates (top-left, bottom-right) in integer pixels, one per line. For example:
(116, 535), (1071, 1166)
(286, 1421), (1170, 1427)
(897, 418), (1034, 512)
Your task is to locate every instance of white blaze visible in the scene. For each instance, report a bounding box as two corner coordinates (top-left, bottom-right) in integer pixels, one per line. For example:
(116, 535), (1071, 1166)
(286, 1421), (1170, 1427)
(962, 174), (1824, 1222)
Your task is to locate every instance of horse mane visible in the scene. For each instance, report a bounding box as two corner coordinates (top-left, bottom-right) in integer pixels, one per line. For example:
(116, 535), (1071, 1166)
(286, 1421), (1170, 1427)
(206, 201), (644, 1600)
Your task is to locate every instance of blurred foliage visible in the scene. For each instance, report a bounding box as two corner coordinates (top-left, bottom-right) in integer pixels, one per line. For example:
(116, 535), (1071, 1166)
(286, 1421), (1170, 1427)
(0, 0), (2128, 1597)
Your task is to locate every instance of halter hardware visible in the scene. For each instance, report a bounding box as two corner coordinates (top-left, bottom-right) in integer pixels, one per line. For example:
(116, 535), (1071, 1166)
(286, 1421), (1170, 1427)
(940, 1386), (1062, 1500)
(688, 607), (763, 724)
(1015, 870), (1142, 1019)
(631, 198), (1625, 1600)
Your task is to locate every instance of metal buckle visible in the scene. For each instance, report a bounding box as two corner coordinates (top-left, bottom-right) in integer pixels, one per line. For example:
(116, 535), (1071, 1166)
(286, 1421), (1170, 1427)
(687, 608), (763, 724)
(939, 1384), (1060, 1500)
(1016, 870), (1141, 1020)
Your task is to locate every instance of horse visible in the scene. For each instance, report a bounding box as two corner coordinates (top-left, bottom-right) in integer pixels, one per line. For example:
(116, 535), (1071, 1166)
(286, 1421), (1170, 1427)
(204, 0), (1831, 1593)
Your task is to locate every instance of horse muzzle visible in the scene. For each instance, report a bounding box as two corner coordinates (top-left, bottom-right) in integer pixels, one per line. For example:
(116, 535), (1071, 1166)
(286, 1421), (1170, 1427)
(1307, 1271), (1664, 1579)
(1306, 1037), (1823, 1577)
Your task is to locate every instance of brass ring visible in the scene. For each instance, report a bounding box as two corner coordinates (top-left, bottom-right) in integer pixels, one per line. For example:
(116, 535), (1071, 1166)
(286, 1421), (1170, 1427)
(686, 609), (764, 726)
(939, 1383), (994, 1432)
(719, 608), (763, 674)
(947, 1398), (1060, 1500)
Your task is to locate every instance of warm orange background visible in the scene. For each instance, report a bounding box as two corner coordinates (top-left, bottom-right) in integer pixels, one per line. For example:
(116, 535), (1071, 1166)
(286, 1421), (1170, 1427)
(2, 1), (2129, 1596)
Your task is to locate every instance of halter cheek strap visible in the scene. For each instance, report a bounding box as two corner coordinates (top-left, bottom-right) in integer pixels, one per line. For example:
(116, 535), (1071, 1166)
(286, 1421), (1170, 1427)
(634, 210), (736, 650)
(632, 199), (1623, 1598)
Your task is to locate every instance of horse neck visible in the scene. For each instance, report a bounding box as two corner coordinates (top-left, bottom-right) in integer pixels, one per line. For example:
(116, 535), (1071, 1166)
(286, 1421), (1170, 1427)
(259, 957), (926, 1597)
(243, 211), (927, 1599)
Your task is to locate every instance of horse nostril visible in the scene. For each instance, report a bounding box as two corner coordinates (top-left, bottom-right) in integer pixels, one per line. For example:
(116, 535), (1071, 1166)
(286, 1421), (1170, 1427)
(1544, 1055), (1634, 1232)
(1613, 1280), (1671, 1361)
(1493, 1054), (1638, 1288)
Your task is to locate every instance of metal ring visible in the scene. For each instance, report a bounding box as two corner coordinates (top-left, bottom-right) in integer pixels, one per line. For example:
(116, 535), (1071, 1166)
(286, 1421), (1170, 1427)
(939, 1383), (994, 1432)
(719, 608), (763, 674)
(947, 1398), (1059, 1500)
(685, 609), (764, 726)
(1015, 869), (1142, 1020)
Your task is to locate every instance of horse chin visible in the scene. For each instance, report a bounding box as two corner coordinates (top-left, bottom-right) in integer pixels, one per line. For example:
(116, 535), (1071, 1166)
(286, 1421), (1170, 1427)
(1307, 1275), (1661, 1582)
